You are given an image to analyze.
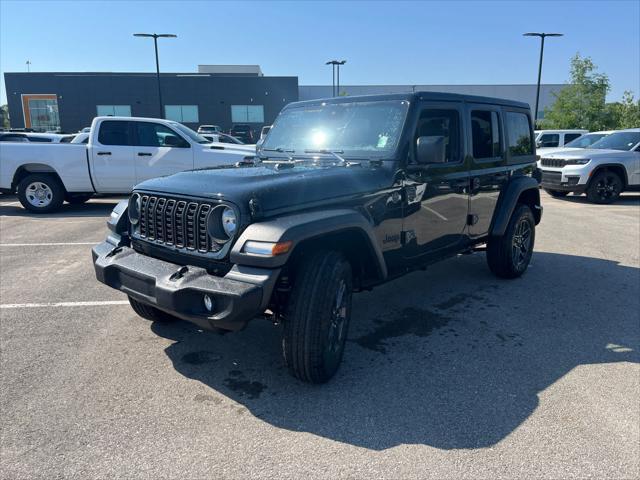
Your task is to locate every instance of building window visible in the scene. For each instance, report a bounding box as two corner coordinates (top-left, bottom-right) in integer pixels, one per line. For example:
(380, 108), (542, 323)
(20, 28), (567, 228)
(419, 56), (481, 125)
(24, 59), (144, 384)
(22, 94), (60, 132)
(165, 105), (199, 123)
(97, 105), (131, 117)
(231, 105), (264, 123)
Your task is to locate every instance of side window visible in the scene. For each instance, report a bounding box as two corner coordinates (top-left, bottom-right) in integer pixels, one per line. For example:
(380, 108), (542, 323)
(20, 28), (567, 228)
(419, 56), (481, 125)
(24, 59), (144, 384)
(0, 134), (28, 142)
(564, 133), (582, 144)
(135, 122), (188, 148)
(415, 108), (461, 163)
(98, 121), (131, 146)
(538, 133), (559, 147)
(505, 112), (533, 160)
(29, 137), (53, 143)
(471, 110), (501, 159)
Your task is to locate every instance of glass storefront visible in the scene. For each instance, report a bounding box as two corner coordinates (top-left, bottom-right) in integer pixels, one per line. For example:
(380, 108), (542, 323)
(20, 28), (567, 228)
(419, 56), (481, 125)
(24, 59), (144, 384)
(23, 95), (61, 132)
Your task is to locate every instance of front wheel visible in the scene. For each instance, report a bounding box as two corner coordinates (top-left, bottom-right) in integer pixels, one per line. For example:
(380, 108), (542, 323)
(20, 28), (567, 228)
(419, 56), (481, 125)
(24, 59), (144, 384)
(17, 173), (65, 213)
(282, 250), (353, 384)
(128, 296), (177, 322)
(586, 171), (622, 204)
(487, 204), (536, 279)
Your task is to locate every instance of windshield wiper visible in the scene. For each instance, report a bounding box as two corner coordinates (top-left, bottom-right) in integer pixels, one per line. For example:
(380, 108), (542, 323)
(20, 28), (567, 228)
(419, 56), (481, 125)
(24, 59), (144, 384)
(260, 147), (296, 162)
(304, 149), (346, 165)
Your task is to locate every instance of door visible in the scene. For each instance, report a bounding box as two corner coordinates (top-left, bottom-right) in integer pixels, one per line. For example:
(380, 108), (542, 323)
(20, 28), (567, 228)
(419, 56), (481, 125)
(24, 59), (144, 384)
(402, 103), (470, 260)
(90, 120), (136, 193)
(133, 122), (193, 184)
(468, 105), (508, 237)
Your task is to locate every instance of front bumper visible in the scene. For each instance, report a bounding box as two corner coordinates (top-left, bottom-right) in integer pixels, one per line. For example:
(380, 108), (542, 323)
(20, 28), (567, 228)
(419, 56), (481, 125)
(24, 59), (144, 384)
(92, 241), (280, 331)
(540, 169), (587, 193)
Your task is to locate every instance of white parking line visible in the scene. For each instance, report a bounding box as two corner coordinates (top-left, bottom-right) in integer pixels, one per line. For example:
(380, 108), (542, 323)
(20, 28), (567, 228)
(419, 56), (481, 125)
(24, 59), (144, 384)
(0, 242), (98, 247)
(0, 300), (129, 309)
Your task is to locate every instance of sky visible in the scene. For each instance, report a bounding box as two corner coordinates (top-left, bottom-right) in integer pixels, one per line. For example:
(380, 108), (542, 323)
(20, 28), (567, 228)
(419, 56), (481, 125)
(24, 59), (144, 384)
(1, 0), (639, 105)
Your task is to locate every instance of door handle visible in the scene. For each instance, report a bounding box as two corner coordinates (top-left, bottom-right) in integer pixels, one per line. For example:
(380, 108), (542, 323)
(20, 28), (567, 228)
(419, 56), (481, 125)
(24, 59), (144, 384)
(97, 151), (111, 156)
(137, 152), (152, 157)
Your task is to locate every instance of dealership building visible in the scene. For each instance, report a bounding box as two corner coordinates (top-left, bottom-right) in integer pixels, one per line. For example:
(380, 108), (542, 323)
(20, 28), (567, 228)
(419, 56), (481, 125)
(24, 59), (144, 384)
(3, 65), (566, 133)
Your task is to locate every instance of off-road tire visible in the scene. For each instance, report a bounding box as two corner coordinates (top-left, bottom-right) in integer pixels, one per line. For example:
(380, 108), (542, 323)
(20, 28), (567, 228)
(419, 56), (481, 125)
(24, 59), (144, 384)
(487, 204), (535, 279)
(65, 193), (93, 204)
(17, 173), (65, 213)
(586, 170), (623, 204)
(128, 296), (177, 322)
(544, 188), (569, 198)
(282, 250), (353, 384)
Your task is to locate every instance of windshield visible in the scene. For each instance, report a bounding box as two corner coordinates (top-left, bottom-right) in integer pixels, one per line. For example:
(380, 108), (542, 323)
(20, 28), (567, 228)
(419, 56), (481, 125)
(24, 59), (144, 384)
(590, 131), (640, 151)
(171, 122), (210, 144)
(261, 100), (409, 158)
(565, 133), (609, 148)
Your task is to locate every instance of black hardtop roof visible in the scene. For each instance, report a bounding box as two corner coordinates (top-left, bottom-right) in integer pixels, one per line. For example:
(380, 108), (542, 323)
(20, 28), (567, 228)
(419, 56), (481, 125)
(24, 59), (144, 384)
(286, 91), (530, 110)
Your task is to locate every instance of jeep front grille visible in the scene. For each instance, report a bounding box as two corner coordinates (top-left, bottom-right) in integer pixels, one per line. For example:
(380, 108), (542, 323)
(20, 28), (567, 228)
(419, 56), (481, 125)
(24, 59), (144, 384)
(541, 158), (565, 168)
(137, 195), (220, 253)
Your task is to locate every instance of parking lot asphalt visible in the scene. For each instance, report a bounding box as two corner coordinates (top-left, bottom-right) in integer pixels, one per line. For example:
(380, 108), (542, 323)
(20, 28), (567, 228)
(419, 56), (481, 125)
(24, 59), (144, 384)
(1, 191), (638, 479)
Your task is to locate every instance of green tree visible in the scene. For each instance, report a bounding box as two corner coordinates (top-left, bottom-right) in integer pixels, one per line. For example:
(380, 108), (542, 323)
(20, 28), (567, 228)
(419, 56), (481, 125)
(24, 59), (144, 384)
(0, 104), (9, 130)
(543, 53), (611, 130)
(615, 91), (640, 129)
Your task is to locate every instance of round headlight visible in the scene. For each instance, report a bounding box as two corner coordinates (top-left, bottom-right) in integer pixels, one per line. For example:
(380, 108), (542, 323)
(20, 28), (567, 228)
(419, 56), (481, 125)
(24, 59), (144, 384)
(221, 207), (237, 237)
(128, 193), (141, 225)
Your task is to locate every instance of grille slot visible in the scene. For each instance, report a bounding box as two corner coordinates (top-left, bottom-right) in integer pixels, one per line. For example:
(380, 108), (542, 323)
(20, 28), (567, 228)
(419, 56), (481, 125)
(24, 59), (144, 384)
(541, 158), (565, 168)
(133, 195), (222, 254)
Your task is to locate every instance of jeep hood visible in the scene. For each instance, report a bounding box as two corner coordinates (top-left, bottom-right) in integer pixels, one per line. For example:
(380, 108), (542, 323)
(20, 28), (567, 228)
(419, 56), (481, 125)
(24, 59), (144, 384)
(135, 163), (393, 214)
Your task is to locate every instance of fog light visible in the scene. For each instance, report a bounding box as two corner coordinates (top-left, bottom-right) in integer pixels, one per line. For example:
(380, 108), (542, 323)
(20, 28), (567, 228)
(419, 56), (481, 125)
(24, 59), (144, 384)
(203, 294), (214, 312)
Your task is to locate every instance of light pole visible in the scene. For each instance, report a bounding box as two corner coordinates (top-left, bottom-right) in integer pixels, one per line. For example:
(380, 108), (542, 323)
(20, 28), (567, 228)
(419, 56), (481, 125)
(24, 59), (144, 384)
(523, 32), (563, 124)
(26, 60), (31, 72)
(134, 33), (177, 118)
(325, 60), (346, 97)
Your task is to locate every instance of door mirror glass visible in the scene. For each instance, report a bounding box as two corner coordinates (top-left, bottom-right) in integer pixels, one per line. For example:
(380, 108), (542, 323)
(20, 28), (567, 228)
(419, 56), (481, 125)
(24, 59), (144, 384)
(416, 136), (446, 164)
(163, 134), (187, 148)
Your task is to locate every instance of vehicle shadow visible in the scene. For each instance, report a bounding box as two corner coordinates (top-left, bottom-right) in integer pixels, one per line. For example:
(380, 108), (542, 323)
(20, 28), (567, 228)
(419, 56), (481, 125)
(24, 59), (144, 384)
(559, 193), (640, 205)
(0, 196), (124, 218)
(151, 252), (639, 451)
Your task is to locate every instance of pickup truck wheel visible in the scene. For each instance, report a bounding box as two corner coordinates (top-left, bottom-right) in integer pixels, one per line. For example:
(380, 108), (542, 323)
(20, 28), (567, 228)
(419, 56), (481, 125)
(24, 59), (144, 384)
(128, 296), (177, 322)
(586, 171), (622, 204)
(65, 193), (93, 204)
(17, 173), (65, 213)
(487, 204), (535, 279)
(544, 188), (569, 198)
(282, 250), (353, 384)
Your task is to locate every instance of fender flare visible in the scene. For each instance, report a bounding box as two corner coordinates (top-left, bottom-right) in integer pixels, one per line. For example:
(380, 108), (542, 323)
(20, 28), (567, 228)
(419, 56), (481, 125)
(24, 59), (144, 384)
(230, 208), (387, 279)
(489, 176), (541, 237)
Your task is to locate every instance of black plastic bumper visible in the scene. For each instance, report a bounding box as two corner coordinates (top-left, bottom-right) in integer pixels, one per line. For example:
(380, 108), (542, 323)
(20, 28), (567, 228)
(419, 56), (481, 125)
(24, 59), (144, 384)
(540, 171), (586, 193)
(92, 241), (280, 331)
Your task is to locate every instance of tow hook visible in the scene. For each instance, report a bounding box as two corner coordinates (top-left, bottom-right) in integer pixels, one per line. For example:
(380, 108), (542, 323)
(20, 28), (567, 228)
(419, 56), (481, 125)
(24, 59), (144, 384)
(106, 246), (123, 258)
(169, 266), (189, 281)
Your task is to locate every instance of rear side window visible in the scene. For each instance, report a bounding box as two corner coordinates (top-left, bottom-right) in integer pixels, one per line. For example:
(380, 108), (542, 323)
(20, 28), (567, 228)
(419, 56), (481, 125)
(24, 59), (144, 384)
(98, 121), (131, 146)
(471, 110), (501, 159)
(564, 133), (582, 144)
(29, 137), (53, 143)
(538, 133), (559, 147)
(505, 112), (533, 159)
(0, 134), (28, 142)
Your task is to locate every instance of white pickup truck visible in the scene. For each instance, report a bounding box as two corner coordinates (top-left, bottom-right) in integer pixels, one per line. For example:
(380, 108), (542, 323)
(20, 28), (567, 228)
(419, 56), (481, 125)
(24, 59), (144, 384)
(0, 116), (254, 212)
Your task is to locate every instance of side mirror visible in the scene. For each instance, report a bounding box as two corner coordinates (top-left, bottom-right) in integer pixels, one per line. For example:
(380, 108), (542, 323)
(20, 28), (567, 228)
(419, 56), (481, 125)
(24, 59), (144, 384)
(164, 135), (187, 147)
(416, 136), (446, 164)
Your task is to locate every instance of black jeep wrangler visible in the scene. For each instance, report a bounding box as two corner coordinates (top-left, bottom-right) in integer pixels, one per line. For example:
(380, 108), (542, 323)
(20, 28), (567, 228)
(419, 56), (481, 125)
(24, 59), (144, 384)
(93, 92), (542, 383)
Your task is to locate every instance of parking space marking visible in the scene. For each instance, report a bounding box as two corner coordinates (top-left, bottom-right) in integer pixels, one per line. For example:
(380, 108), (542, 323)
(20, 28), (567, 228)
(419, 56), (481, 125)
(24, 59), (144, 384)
(0, 242), (98, 247)
(0, 300), (129, 309)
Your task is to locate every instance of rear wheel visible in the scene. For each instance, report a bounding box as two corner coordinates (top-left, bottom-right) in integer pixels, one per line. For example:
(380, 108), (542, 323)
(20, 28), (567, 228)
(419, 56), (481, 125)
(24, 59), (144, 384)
(487, 204), (535, 279)
(544, 188), (569, 198)
(128, 296), (177, 322)
(282, 250), (353, 384)
(17, 173), (65, 213)
(586, 170), (622, 204)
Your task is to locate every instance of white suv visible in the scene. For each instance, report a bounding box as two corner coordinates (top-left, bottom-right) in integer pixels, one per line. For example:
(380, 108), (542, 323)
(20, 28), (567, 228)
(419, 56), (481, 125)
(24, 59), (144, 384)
(535, 129), (588, 151)
(539, 129), (640, 203)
